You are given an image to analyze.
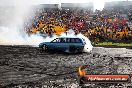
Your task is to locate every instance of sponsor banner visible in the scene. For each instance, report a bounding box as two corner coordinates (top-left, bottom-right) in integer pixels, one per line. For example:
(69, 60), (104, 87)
(84, 74), (130, 83)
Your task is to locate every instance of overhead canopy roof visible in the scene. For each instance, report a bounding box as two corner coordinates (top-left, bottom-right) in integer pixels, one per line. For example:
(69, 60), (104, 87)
(61, 3), (93, 8)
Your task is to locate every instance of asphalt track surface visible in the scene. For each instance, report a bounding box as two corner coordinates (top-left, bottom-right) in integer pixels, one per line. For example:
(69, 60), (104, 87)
(0, 45), (132, 88)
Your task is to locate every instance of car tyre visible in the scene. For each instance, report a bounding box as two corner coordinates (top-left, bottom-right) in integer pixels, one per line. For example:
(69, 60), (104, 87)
(42, 44), (48, 51)
(69, 46), (76, 53)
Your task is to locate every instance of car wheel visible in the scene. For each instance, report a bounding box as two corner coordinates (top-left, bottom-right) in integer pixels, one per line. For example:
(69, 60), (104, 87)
(69, 46), (78, 53)
(42, 44), (48, 51)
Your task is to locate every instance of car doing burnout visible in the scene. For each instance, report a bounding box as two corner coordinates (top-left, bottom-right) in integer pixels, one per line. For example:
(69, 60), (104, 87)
(39, 37), (86, 53)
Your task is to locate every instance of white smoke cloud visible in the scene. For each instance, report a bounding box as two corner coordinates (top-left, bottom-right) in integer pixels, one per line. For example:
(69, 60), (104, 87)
(0, 0), (45, 46)
(0, 26), (44, 46)
(0, 0), (93, 52)
(76, 33), (93, 52)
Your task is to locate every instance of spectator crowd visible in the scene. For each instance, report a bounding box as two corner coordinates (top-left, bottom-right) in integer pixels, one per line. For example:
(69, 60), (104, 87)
(26, 6), (132, 43)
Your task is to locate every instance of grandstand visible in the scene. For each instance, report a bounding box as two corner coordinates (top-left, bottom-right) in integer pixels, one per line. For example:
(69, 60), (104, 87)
(34, 4), (59, 9)
(25, 2), (132, 43)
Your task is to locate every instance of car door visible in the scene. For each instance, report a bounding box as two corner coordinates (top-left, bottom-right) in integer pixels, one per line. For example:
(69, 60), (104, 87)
(52, 38), (66, 51)
(50, 38), (67, 51)
(49, 38), (61, 50)
(69, 38), (82, 50)
(75, 38), (83, 49)
(59, 38), (68, 51)
(69, 38), (76, 46)
(55, 38), (63, 50)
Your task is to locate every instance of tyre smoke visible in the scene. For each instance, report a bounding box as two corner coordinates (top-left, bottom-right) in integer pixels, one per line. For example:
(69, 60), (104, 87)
(0, 2), (93, 52)
(0, 1), (44, 46)
(0, 26), (44, 46)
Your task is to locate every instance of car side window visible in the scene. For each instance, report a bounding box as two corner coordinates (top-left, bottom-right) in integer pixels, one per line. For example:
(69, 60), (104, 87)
(70, 38), (75, 43)
(60, 38), (66, 43)
(66, 38), (71, 43)
(70, 38), (81, 43)
(51, 38), (60, 43)
(51, 38), (82, 43)
(75, 38), (82, 43)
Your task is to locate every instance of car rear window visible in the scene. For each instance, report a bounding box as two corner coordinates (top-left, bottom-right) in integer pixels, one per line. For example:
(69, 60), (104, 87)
(82, 38), (86, 44)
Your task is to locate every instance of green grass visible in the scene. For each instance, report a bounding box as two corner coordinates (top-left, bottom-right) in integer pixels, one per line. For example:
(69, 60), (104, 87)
(93, 42), (132, 46)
